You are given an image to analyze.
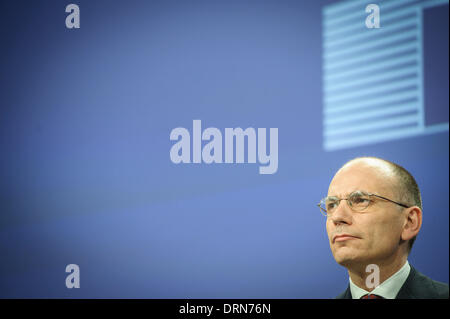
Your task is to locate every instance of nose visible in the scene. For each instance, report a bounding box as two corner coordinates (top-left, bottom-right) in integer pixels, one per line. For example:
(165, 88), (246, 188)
(329, 199), (353, 225)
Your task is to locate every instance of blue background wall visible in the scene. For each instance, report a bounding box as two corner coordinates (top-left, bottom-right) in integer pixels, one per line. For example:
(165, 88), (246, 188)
(0, 0), (448, 298)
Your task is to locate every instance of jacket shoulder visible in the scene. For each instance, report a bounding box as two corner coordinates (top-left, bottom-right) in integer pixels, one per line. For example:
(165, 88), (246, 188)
(397, 266), (449, 299)
(335, 285), (352, 299)
(428, 277), (449, 299)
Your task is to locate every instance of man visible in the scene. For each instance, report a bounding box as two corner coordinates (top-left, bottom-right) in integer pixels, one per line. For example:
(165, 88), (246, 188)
(320, 157), (448, 299)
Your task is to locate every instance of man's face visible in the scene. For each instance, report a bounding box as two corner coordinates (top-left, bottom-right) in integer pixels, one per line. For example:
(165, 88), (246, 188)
(326, 161), (406, 268)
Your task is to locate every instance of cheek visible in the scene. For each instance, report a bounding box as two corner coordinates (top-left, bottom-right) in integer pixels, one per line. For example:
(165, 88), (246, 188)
(349, 216), (379, 251)
(326, 220), (334, 241)
(369, 216), (403, 248)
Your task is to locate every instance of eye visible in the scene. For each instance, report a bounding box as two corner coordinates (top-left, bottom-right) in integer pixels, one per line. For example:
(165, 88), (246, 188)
(326, 200), (339, 210)
(350, 193), (371, 208)
(352, 196), (369, 204)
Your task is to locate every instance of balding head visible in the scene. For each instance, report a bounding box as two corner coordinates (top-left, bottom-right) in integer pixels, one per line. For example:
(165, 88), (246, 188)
(332, 158), (399, 202)
(339, 157), (422, 211)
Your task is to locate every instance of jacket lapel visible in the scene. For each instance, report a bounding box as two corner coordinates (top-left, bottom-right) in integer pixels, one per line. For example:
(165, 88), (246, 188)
(336, 284), (352, 299)
(395, 265), (418, 299)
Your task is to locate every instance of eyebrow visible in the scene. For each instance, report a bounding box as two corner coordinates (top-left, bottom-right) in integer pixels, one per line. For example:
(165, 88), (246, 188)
(327, 190), (370, 198)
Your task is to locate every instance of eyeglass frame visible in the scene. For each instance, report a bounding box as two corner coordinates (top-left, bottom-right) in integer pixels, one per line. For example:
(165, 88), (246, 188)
(317, 190), (411, 217)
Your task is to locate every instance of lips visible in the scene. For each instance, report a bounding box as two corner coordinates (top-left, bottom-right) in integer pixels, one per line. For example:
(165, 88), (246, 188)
(333, 234), (360, 243)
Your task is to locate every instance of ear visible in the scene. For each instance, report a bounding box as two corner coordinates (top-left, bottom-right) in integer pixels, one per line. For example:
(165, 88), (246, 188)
(401, 206), (422, 241)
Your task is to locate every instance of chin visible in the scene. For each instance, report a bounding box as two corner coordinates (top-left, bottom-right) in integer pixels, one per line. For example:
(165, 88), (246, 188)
(333, 247), (364, 267)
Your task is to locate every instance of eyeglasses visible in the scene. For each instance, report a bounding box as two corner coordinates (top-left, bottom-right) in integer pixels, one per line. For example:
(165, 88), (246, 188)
(317, 190), (410, 217)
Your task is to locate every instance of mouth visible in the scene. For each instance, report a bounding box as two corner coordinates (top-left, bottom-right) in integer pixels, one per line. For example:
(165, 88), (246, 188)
(333, 234), (360, 243)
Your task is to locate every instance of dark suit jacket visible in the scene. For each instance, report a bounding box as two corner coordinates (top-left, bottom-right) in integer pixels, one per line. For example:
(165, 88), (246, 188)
(336, 266), (449, 299)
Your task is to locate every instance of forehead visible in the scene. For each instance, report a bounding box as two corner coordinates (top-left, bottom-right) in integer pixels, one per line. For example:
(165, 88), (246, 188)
(328, 160), (396, 197)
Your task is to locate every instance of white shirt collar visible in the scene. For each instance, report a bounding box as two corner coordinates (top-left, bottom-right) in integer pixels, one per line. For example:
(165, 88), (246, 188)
(349, 260), (411, 299)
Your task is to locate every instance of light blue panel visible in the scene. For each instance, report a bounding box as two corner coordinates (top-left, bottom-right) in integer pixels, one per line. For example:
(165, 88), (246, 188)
(324, 0), (416, 29)
(325, 126), (422, 151)
(322, 0), (449, 151)
(325, 64), (418, 92)
(325, 102), (419, 126)
(326, 16), (418, 48)
(324, 29), (418, 59)
(325, 114), (419, 137)
(324, 3), (418, 38)
(326, 77), (419, 103)
(325, 90), (418, 114)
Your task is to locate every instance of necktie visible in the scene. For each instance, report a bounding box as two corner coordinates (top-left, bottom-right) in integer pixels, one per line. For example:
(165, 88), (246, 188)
(361, 294), (384, 299)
